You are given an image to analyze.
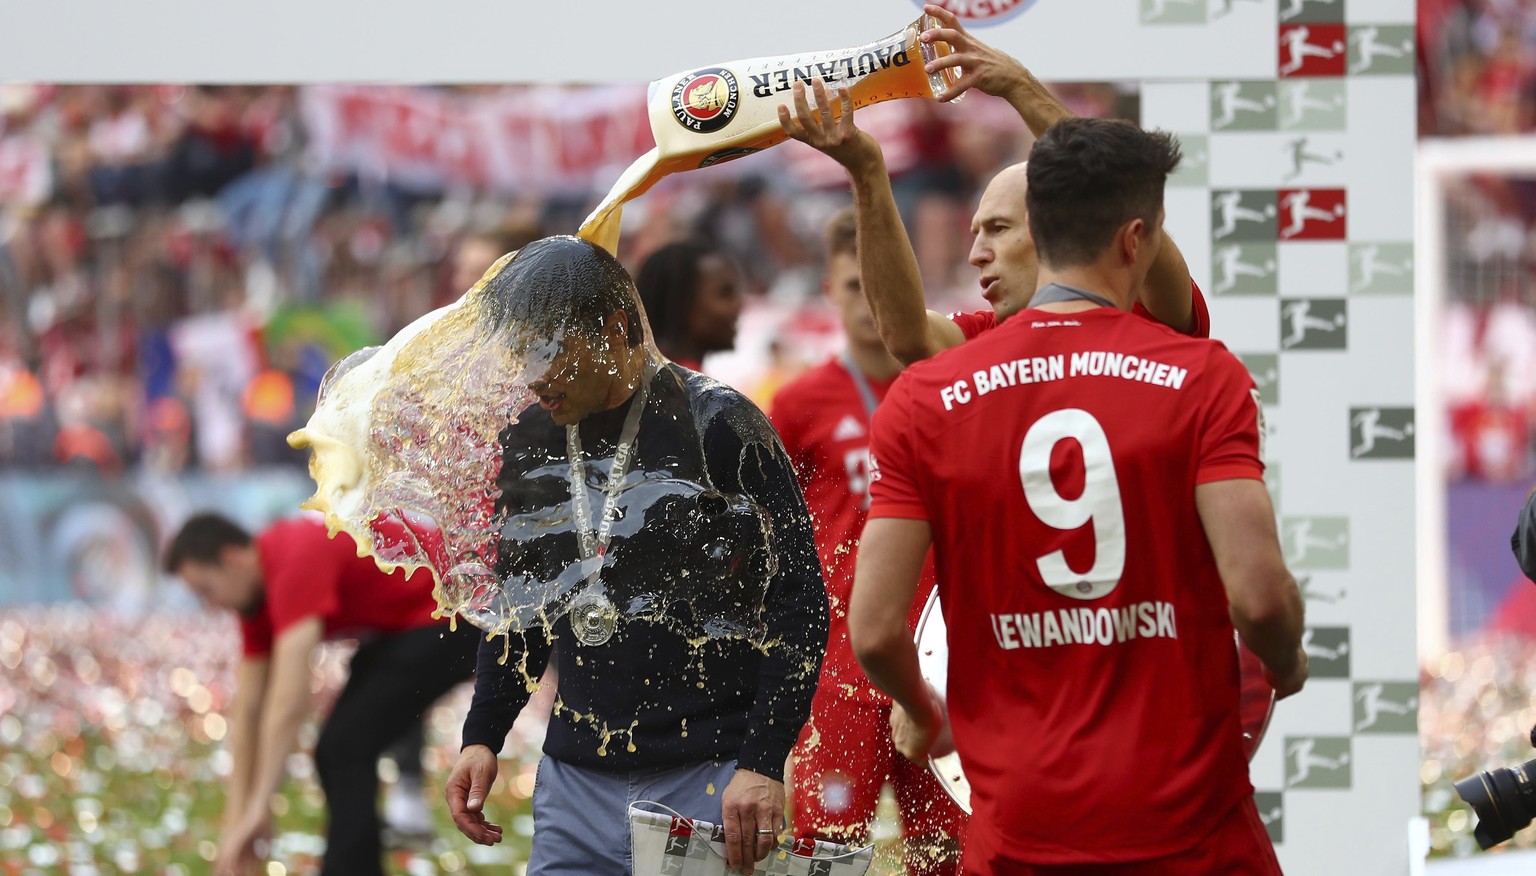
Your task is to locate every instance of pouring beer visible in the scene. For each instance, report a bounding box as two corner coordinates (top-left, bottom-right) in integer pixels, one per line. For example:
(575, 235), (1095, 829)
(578, 12), (962, 253)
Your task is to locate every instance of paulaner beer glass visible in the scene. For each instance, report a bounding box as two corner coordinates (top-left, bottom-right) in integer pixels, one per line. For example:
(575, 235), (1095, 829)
(579, 13), (961, 252)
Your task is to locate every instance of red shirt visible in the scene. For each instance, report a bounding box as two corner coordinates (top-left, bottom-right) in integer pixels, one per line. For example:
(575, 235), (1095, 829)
(949, 280), (1212, 342)
(867, 306), (1262, 864)
(770, 357), (934, 704)
(239, 516), (446, 657)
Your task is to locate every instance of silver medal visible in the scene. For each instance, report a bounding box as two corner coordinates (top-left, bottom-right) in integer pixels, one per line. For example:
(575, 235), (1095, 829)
(569, 590), (618, 646)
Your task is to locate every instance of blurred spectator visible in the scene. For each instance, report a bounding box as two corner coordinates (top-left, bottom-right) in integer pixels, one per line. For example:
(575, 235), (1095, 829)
(1438, 167), (1536, 484)
(634, 240), (745, 371)
(1422, 0), (1536, 137)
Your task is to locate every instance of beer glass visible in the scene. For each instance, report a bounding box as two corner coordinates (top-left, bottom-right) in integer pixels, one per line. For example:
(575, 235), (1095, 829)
(579, 13), (962, 252)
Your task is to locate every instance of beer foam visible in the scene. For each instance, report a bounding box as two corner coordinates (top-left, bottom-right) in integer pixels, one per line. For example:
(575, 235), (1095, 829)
(289, 253), (532, 627)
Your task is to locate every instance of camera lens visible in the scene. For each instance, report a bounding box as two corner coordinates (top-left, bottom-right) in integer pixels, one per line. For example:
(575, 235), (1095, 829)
(1455, 760), (1536, 849)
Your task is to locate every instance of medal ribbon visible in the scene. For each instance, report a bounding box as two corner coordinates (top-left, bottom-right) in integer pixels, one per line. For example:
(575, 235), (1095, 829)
(837, 350), (881, 422)
(566, 359), (655, 584)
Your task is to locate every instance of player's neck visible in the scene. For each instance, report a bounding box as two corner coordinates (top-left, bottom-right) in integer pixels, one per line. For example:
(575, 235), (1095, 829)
(845, 339), (902, 382)
(1034, 265), (1136, 312)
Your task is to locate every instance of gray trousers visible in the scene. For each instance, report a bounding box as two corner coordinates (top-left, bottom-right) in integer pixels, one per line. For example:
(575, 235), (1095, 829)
(528, 756), (739, 876)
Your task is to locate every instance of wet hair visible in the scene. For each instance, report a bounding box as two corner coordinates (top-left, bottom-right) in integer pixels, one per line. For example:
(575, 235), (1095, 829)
(824, 207), (858, 261)
(1025, 118), (1182, 269)
(634, 240), (721, 353)
(164, 512), (252, 572)
(478, 235), (646, 347)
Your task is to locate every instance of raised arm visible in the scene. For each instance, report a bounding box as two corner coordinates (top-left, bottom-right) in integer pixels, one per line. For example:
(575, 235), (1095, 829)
(778, 79), (963, 364)
(849, 517), (944, 760)
(919, 4), (1197, 333)
(1196, 478), (1307, 698)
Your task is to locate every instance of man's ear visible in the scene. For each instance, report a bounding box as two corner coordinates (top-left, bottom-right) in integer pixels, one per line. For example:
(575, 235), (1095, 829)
(605, 310), (632, 345)
(1122, 218), (1152, 265)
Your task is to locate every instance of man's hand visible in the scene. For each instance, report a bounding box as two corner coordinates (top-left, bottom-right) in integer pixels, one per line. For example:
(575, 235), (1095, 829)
(1267, 645), (1309, 701)
(213, 811), (269, 876)
(919, 4), (1034, 104)
(720, 768), (786, 874)
(890, 684), (952, 763)
(777, 79), (882, 171)
(446, 744), (504, 846)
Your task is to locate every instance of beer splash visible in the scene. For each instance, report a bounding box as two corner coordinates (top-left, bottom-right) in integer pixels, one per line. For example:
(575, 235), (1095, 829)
(578, 12), (962, 253)
(287, 237), (783, 648)
(288, 255), (529, 618)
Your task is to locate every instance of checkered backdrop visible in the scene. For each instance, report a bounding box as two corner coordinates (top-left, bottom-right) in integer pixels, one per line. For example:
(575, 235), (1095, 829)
(968, 1), (1419, 873)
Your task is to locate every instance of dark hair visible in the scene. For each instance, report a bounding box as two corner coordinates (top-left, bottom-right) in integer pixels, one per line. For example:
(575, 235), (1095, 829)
(824, 207), (858, 261)
(634, 240), (720, 353)
(1025, 118), (1182, 269)
(478, 235), (645, 348)
(164, 512), (252, 572)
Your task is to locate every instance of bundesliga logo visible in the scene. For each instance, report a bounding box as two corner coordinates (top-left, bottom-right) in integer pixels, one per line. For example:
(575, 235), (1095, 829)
(671, 67), (740, 134)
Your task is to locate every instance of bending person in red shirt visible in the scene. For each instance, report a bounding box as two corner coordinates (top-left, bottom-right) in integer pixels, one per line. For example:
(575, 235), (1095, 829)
(165, 512), (478, 876)
(849, 119), (1307, 874)
(771, 209), (966, 873)
(778, 4), (1208, 365)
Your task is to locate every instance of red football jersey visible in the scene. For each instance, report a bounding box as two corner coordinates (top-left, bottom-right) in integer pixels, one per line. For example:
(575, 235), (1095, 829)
(949, 279), (1212, 342)
(868, 306), (1263, 864)
(770, 357), (934, 704)
(239, 516), (446, 657)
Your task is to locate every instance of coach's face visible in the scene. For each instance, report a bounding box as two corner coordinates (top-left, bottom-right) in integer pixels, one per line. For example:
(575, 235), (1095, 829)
(524, 314), (632, 426)
(969, 163), (1038, 324)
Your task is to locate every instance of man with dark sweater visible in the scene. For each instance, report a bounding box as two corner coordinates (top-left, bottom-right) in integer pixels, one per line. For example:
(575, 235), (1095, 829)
(445, 236), (829, 875)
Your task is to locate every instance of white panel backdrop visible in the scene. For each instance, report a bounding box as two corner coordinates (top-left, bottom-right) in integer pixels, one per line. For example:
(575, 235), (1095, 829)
(0, 0), (1420, 872)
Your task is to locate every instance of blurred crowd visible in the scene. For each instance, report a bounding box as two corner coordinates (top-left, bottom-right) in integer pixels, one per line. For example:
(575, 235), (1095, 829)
(1437, 173), (1536, 483)
(1419, 0), (1536, 137)
(0, 82), (1134, 475)
(1420, 1), (1536, 482)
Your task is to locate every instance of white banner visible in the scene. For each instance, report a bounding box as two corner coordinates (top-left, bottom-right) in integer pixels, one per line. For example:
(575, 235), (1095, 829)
(299, 84), (952, 194)
(300, 84), (654, 195)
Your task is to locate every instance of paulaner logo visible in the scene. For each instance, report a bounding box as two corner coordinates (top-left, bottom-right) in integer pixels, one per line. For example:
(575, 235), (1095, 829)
(747, 43), (912, 99)
(671, 68), (740, 134)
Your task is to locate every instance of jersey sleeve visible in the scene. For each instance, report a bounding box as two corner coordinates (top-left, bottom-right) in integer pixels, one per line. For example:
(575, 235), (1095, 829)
(867, 375), (927, 520)
(948, 309), (996, 341)
(1188, 280), (1211, 338)
(264, 524), (344, 641)
(1196, 348), (1265, 485)
(1131, 279), (1210, 339)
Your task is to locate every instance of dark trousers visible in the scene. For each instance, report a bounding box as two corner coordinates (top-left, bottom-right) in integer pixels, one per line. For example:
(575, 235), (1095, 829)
(315, 621), (479, 876)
